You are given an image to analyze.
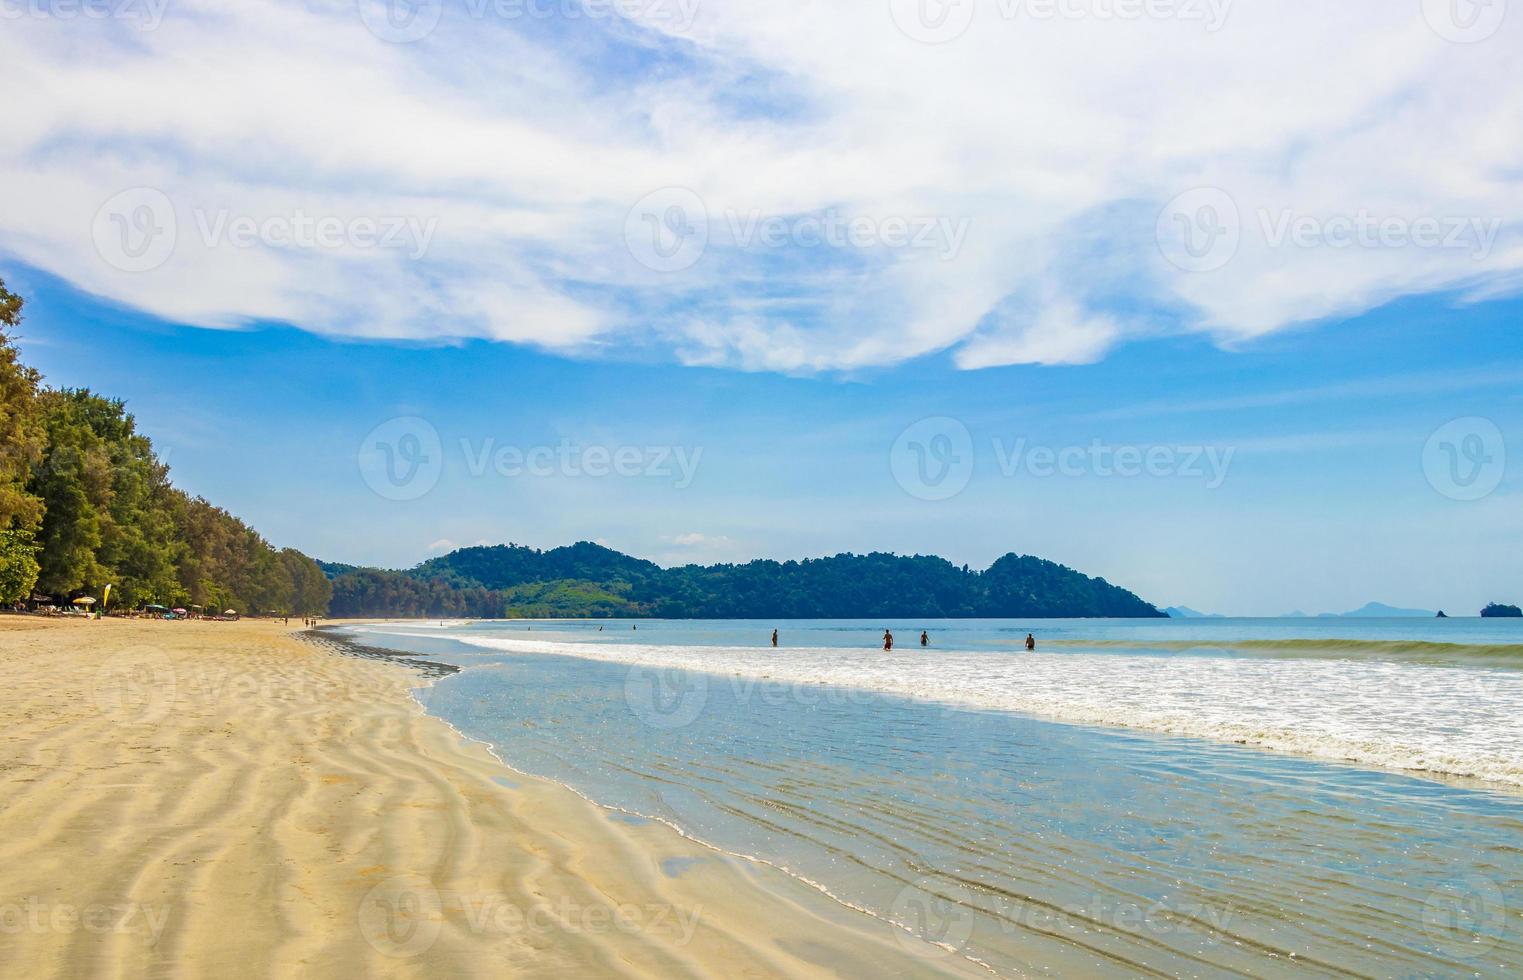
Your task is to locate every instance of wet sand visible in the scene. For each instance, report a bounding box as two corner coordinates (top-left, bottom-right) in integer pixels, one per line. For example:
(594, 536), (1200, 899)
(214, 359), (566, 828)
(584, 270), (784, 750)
(0, 617), (981, 978)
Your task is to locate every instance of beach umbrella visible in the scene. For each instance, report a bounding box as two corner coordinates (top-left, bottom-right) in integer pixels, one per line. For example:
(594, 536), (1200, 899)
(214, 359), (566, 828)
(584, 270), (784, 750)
(171, 607), (187, 614)
(224, 609), (237, 615)
(73, 597), (97, 606)
(144, 604), (168, 611)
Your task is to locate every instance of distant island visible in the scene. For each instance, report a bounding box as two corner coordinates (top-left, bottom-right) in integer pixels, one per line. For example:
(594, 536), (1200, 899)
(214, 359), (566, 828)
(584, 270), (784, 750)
(1481, 603), (1523, 618)
(1319, 601), (1435, 619)
(1165, 606), (1224, 619)
(321, 542), (1166, 620)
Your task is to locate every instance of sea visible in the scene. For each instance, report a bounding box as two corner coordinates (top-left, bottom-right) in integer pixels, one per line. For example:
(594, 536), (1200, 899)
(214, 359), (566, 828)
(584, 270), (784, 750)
(341, 617), (1523, 977)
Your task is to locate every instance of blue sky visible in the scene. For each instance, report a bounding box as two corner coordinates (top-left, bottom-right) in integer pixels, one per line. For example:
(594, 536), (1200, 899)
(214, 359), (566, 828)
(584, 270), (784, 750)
(7, 262), (1520, 616)
(2, 1), (1520, 614)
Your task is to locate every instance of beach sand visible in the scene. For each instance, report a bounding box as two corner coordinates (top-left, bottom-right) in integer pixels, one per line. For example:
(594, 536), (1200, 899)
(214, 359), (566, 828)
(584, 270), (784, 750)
(0, 618), (984, 978)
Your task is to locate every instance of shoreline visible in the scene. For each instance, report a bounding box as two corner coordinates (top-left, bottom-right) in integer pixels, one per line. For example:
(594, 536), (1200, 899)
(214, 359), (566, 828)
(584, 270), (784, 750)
(324, 623), (1009, 977)
(0, 617), (985, 978)
(379, 623), (1523, 794)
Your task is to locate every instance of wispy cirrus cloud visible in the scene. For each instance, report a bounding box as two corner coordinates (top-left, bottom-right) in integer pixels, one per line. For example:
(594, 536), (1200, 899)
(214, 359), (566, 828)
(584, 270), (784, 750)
(1, 0), (1519, 371)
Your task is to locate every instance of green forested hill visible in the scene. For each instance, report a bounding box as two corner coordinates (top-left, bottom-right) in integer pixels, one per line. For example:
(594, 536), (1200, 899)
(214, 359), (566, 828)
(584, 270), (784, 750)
(325, 542), (1165, 619)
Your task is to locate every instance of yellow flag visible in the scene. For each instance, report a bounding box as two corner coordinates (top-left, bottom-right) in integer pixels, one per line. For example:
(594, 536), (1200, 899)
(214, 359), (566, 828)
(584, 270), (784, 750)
(103, 584), (113, 608)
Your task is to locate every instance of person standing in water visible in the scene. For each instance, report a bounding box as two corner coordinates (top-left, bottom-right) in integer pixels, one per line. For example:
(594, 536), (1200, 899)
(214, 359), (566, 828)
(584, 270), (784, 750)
(771, 628), (778, 648)
(1025, 633), (1036, 652)
(921, 630), (929, 647)
(883, 629), (894, 651)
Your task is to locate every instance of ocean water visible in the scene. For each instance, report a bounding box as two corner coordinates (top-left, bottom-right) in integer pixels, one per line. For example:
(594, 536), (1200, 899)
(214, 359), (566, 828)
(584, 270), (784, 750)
(345, 618), (1523, 976)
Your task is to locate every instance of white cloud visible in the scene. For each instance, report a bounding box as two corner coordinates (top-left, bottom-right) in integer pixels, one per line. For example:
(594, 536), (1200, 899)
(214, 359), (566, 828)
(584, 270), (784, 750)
(1, 1), (1520, 370)
(667, 532), (729, 547)
(426, 538), (458, 552)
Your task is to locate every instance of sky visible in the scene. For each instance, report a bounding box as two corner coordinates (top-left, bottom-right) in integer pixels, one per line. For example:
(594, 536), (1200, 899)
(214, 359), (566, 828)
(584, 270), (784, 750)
(1, 0), (1521, 615)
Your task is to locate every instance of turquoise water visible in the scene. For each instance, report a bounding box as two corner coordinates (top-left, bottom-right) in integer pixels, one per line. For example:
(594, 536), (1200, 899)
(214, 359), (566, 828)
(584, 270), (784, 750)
(347, 619), (1523, 976)
(381, 615), (1523, 653)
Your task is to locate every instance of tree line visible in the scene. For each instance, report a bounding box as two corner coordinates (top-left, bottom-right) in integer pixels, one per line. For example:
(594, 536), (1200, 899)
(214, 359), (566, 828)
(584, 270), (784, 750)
(0, 277), (330, 615)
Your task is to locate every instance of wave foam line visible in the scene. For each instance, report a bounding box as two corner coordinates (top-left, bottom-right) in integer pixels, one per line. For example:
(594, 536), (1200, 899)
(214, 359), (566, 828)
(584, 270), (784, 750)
(453, 635), (1523, 790)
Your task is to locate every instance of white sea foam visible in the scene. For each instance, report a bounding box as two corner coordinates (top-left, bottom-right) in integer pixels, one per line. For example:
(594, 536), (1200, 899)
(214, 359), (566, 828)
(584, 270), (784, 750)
(445, 634), (1523, 789)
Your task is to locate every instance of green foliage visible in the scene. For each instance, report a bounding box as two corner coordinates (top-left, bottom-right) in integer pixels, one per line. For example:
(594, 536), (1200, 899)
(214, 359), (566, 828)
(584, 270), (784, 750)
(0, 528), (40, 604)
(326, 568), (503, 618)
(332, 541), (1165, 619)
(29, 391), (112, 596)
(1481, 603), (1522, 618)
(0, 275), (330, 616)
(0, 281), (45, 534)
(502, 579), (640, 618)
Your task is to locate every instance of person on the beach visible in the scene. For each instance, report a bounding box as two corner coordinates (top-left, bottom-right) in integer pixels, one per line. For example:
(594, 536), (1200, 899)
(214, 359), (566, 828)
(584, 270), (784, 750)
(921, 630), (929, 647)
(1025, 633), (1036, 652)
(883, 630), (893, 651)
(771, 629), (778, 648)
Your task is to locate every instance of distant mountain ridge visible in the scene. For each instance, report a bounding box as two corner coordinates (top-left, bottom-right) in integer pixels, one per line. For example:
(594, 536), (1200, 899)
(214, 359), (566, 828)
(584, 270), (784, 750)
(1165, 605), (1224, 619)
(322, 542), (1166, 620)
(1319, 601), (1436, 618)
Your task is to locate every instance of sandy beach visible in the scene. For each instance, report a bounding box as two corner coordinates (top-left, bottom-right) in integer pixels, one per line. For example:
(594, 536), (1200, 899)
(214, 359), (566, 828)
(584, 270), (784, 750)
(0, 618), (981, 979)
